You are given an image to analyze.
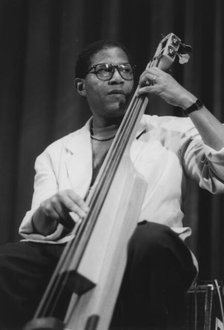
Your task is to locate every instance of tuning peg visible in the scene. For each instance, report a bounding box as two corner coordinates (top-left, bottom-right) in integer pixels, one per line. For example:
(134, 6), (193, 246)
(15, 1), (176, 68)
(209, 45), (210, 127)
(179, 43), (192, 54)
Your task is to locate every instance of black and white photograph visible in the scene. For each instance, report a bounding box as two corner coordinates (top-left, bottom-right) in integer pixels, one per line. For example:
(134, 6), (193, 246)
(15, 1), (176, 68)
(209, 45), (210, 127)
(0, 1), (224, 329)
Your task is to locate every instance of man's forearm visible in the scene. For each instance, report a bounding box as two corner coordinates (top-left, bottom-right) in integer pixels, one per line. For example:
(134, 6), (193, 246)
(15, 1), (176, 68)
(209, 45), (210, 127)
(186, 105), (224, 151)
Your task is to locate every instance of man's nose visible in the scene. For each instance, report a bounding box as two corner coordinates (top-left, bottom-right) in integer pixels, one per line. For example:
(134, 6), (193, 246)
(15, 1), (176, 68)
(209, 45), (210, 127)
(109, 68), (124, 84)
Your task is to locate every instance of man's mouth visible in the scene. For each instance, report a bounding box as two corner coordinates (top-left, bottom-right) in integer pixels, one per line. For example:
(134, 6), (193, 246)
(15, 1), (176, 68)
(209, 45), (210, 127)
(108, 90), (126, 95)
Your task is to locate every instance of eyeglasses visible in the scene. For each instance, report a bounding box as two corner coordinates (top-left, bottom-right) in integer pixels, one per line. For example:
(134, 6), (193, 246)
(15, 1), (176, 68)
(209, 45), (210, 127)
(87, 63), (134, 81)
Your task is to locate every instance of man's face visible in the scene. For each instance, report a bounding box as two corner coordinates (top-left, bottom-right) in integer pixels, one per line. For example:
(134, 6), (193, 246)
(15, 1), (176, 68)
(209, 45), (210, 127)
(83, 47), (134, 127)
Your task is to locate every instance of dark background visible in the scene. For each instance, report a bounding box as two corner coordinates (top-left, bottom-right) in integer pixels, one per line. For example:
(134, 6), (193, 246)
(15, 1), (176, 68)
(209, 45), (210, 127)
(0, 0), (223, 281)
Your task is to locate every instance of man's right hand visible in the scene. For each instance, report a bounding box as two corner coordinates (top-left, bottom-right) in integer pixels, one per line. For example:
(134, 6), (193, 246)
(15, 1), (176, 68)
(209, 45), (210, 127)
(32, 189), (89, 236)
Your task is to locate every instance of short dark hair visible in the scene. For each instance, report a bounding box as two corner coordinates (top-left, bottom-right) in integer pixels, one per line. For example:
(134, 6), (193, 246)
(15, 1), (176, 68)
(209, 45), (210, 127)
(74, 40), (132, 79)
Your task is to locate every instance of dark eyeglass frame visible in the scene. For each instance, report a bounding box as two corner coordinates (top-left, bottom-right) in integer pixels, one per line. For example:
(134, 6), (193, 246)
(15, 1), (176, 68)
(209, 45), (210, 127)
(87, 63), (135, 81)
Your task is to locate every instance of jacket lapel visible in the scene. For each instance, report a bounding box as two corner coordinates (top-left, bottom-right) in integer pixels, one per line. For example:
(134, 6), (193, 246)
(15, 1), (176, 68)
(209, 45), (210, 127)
(65, 121), (93, 199)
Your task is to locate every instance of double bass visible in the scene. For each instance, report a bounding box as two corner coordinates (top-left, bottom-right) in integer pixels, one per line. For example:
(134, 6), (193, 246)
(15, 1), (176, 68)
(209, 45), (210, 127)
(25, 33), (191, 330)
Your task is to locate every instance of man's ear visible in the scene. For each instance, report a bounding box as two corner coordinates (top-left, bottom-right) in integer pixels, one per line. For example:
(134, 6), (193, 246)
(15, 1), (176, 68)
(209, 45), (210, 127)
(74, 78), (87, 97)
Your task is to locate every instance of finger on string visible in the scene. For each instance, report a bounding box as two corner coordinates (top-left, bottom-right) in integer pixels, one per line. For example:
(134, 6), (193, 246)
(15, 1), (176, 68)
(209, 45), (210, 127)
(68, 190), (89, 213)
(136, 85), (154, 96)
(62, 194), (88, 219)
(53, 201), (78, 229)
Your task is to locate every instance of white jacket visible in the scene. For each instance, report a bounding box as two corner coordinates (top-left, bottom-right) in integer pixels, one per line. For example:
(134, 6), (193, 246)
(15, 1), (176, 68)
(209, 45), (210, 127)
(19, 114), (224, 243)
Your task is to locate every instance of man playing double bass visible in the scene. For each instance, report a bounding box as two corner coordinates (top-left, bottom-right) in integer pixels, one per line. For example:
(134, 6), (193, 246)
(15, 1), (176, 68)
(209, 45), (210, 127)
(0, 39), (224, 329)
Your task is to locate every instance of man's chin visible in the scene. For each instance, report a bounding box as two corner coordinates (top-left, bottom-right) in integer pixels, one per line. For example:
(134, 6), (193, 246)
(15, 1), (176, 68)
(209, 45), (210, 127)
(109, 99), (128, 113)
(107, 106), (126, 119)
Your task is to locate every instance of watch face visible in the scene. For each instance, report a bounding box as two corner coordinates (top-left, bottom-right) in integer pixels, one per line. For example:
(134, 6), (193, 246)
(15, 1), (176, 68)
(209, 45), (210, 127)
(195, 99), (203, 109)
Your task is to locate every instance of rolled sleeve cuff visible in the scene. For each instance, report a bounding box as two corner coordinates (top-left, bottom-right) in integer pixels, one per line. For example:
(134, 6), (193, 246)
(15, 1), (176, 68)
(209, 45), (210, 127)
(204, 145), (224, 181)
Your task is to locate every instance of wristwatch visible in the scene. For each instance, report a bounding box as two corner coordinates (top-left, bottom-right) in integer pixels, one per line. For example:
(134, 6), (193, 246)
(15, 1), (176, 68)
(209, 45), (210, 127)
(184, 99), (203, 115)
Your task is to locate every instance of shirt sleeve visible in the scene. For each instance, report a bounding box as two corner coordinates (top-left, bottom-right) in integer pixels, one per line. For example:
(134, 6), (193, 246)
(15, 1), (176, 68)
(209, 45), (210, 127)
(19, 147), (66, 242)
(180, 123), (224, 194)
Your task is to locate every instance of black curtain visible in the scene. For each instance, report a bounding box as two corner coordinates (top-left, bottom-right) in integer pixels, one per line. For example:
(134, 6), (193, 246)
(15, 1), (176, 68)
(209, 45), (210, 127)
(0, 0), (224, 281)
